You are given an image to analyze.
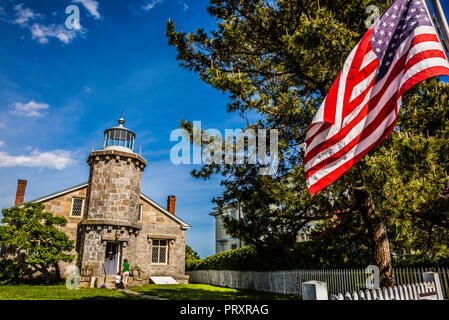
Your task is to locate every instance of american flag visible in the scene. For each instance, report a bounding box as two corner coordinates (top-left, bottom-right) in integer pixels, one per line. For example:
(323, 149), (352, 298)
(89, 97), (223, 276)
(305, 0), (449, 196)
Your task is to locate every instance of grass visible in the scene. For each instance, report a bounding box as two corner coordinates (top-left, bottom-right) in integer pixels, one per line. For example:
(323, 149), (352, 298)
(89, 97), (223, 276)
(129, 284), (301, 300)
(0, 285), (145, 300)
(0, 284), (301, 300)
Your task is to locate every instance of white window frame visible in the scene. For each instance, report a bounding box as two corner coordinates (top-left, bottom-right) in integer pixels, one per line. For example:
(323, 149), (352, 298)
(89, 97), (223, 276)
(70, 198), (85, 217)
(138, 204), (143, 222)
(151, 239), (169, 265)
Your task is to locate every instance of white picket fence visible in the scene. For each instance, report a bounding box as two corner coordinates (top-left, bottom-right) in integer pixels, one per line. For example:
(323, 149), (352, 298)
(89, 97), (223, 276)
(187, 267), (449, 298)
(330, 282), (437, 300)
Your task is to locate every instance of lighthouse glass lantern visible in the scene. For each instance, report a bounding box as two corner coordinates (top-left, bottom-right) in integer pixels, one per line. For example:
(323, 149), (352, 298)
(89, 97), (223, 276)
(103, 115), (136, 153)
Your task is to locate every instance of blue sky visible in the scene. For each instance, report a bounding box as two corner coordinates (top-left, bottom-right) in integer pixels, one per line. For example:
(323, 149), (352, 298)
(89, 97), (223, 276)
(0, 0), (246, 258)
(1, 0), (449, 259)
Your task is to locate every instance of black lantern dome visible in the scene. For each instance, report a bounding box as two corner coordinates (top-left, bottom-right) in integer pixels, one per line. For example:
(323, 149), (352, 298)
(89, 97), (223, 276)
(103, 114), (136, 153)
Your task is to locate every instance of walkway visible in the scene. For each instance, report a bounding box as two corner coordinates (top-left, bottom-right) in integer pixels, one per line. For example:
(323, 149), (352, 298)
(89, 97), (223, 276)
(121, 288), (168, 300)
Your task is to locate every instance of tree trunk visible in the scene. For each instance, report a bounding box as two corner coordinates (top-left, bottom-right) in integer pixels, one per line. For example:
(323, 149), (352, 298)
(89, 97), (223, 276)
(54, 262), (62, 284)
(355, 189), (394, 287)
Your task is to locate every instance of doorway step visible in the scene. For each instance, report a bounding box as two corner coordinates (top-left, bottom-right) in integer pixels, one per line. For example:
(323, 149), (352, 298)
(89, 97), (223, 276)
(104, 275), (117, 288)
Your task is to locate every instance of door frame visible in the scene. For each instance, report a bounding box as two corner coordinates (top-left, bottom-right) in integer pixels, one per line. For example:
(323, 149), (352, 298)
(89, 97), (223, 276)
(116, 242), (122, 274)
(104, 241), (121, 275)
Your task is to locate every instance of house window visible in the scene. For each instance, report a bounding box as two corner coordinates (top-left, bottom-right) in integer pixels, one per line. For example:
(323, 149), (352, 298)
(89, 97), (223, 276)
(70, 198), (84, 217)
(231, 244), (238, 250)
(152, 239), (168, 264)
(138, 204), (143, 222)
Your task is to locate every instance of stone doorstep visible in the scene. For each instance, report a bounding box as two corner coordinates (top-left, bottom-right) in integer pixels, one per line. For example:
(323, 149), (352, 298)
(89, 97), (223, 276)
(83, 275), (187, 288)
(85, 276), (145, 289)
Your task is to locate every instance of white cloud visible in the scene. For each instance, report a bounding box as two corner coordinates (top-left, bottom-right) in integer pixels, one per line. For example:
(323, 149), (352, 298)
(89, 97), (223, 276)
(178, 1), (189, 11)
(73, 0), (101, 19)
(0, 141), (4, 147)
(30, 23), (81, 44)
(0, 149), (77, 170)
(11, 100), (49, 117)
(12, 4), (43, 25)
(83, 86), (92, 93)
(142, 0), (164, 11)
(7, 4), (84, 44)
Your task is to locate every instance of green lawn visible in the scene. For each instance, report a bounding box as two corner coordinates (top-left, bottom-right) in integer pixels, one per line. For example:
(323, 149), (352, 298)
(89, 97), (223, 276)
(0, 284), (301, 300)
(129, 284), (301, 300)
(0, 285), (144, 300)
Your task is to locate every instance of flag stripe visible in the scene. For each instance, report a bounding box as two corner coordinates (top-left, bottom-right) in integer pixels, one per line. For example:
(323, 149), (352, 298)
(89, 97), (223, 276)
(399, 65), (449, 97)
(305, 0), (449, 195)
(306, 71), (402, 175)
(308, 119), (397, 196)
(308, 102), (398, 186)
(305, 26), (427, 150)
(305, 28), (444, 164)
(305, 51), (407, 164)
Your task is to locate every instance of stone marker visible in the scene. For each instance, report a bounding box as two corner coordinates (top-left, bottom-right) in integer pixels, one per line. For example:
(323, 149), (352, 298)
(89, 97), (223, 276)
(423, 272), (444, 300)
(149, 276), (178, 285)
(90, 277), (96, 288)
(302, 281), (328, 300)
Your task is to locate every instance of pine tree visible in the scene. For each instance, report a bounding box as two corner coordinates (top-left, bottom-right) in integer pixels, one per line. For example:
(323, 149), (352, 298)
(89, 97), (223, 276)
(166, 0), (449, 286)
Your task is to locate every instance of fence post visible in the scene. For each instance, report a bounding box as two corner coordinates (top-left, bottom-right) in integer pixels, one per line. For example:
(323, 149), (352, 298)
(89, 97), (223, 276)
(423, 272), (444, 300)
(302, 280), (329, 300)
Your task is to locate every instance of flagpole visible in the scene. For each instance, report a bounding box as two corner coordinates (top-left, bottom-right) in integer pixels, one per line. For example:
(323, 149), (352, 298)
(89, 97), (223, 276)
(427, 0), (449, 52)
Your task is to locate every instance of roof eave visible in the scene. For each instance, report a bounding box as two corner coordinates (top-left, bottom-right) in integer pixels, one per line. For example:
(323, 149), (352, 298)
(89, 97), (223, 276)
(21, 183), (192, 230)
(140, 193), (191, 229)
(22, 182), (89, 207)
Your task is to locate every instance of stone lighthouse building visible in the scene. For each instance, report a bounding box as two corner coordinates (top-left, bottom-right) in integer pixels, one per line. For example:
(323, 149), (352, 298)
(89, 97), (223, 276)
(12, 115), (190, 286)
(78, 115), (148, 279)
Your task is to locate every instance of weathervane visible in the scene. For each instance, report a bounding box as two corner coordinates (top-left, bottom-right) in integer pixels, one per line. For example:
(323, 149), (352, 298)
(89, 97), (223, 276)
(118, 110), (125, 127)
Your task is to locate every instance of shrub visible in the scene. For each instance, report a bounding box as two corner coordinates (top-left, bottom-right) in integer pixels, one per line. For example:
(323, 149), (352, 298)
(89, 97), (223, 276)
(187, 245), (449, 272)
(0, 202), (74, 284)
(185, 245), (202, 270)
(187, 247), (265, 271)
(392, 256), (449, 268)
(0, 259), (23, 285)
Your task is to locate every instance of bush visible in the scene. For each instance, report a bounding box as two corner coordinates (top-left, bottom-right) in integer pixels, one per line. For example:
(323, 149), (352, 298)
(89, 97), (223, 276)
(185, 258), (201, 271)
(186, 246), (259, 271)
(186, 246), (304, 271)
(392, 256), (449, 268)
(0, 259), (23, 285)
(187, 245), (368, 271)
(185, 245), (202, 270)
(187, 245), (449, 272)
(0, 202), (74, 284)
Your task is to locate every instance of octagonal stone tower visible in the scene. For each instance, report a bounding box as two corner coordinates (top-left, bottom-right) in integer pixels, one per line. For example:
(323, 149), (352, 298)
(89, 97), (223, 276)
(78, 115), (147, 278)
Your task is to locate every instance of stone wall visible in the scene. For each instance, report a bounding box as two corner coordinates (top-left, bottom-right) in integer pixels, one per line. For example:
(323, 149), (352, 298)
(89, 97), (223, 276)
(37, 177), (188, 283)
(84, 150), (146, 227)
(41, 186), (87, 278)
(78, 224), (140, 277)
(133, 199), (187, 282)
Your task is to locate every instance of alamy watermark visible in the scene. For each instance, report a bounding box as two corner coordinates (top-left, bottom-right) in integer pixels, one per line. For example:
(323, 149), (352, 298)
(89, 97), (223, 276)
(65, 4), (81, 30)
(365, 265), (380, 289)
(365, 5), (381, 29)
(65, 265), (80, 289)
(169, 121), (279, 175)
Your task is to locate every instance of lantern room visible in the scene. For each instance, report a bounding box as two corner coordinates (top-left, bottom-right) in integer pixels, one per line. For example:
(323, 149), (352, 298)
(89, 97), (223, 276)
(103, 114), (136, 153)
